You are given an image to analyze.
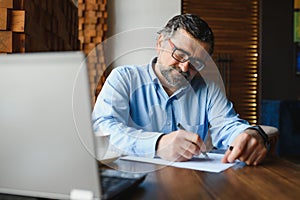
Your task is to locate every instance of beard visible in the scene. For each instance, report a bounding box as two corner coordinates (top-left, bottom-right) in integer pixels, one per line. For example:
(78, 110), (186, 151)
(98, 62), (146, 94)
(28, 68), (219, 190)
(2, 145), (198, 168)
(160, 65), (190, 89)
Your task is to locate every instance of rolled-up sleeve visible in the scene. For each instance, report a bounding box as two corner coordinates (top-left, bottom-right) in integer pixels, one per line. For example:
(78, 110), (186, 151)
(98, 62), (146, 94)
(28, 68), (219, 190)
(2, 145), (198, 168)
(92, 66), (163, 157)
(206, 81), (251, 149)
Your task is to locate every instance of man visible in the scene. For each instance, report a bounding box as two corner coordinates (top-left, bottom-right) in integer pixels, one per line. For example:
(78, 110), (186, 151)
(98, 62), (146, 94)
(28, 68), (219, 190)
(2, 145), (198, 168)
(92, 14), (268, 165)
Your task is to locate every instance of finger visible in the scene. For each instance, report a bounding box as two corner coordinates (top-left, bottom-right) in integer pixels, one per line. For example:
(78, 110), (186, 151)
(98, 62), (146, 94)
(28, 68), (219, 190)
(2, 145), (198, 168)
(238, 139), (258, 162)
(253, 154), (265, 166)
(227, 143), (246, 163)
(180, 141), (200, 158)
(190, 143), (201, 155)
(253, 147), (267, 166)
(170, 151), (188, 162)
(185, 132), (205, 152)
(244, 150), (259, 165)
(242, 135), (267, 164)
(227, 134), (251, 162)
(221, 147), (233, 163)
(176, 145), (194, 160)
(180, 149), (195, 160)
(176, 155), (190, 162)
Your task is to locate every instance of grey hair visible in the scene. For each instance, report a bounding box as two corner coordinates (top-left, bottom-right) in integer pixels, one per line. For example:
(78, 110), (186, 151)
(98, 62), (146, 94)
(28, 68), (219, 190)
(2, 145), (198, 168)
(158, 14), (214, 55)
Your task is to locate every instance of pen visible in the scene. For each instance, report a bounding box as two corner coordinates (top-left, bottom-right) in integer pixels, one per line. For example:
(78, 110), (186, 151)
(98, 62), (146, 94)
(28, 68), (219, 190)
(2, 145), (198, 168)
(177, 123), (209, 158)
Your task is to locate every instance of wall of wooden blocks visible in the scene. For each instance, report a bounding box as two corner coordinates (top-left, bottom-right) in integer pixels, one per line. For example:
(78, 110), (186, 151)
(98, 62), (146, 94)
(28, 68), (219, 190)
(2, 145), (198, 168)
(0, 0), (107, 105)
(78, 0), (108, 105)
(0, 0), (24, 53)
(0, 0), (79, 53)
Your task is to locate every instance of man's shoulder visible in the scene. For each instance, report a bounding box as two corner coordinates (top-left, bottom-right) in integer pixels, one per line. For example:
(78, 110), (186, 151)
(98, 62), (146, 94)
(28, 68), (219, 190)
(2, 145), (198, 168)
(115, 64), (148, 71)
(112, 64), (150, 78)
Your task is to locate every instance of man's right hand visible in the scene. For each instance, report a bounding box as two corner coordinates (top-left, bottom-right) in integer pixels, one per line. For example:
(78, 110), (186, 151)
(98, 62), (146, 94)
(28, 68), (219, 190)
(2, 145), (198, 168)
(156, 130), (206, 162)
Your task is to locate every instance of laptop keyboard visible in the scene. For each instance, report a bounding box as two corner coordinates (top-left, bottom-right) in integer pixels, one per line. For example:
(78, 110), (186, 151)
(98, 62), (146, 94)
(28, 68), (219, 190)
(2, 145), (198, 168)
(0, 169), (146, 200)
(100, 169), (147, 200)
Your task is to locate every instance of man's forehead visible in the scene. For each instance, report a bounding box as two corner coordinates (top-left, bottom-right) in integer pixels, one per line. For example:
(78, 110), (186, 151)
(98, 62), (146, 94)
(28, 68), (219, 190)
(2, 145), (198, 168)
(171, 29), (210, 57)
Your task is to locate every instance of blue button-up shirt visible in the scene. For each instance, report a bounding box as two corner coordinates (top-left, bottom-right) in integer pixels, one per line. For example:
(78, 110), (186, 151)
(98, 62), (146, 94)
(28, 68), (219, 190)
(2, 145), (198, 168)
(92, 58), (250, 157)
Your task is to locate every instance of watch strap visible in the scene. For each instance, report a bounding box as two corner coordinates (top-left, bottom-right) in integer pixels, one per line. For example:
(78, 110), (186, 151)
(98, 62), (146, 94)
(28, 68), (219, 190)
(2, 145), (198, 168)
(246, 125), (269, 147)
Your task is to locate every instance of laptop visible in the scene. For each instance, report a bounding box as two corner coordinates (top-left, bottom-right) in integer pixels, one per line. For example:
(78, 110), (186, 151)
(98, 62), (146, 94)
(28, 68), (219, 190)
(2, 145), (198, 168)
(0, 52), (146, 200)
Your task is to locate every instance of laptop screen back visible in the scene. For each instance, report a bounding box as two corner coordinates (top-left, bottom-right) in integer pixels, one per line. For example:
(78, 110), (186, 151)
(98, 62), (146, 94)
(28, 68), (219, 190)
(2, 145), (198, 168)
(0, 52), (102, 199)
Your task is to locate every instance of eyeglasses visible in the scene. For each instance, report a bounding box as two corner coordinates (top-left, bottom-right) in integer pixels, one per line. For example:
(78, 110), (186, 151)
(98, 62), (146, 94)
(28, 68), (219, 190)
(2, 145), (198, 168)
(168, 39), (205, 71)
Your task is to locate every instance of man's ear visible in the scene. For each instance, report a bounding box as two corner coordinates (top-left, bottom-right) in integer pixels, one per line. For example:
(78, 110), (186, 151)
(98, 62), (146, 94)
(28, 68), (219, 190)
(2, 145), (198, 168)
(156, 34), (164, 54)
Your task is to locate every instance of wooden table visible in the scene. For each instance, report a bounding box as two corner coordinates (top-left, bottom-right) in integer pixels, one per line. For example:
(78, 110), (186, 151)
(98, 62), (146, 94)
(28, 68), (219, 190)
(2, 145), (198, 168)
(0, 155), (299, 200)
(110, 155), (300, 200)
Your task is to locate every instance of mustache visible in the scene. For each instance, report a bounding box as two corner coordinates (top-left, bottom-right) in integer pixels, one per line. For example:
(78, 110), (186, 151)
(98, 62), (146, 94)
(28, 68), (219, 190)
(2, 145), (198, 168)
(170, 66), (190, 79)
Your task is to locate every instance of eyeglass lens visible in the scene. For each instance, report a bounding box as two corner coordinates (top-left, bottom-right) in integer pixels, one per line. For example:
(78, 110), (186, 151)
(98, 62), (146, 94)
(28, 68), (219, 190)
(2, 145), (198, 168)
(172, 49), (205, 71)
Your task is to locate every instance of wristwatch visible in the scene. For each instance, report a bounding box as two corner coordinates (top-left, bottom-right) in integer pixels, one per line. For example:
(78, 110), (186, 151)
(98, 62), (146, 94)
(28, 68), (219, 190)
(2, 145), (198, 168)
(246, 125), (270, 148)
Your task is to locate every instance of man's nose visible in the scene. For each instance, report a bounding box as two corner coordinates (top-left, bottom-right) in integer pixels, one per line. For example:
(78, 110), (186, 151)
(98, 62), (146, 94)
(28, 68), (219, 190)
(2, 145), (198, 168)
(178, 61), (190, 72)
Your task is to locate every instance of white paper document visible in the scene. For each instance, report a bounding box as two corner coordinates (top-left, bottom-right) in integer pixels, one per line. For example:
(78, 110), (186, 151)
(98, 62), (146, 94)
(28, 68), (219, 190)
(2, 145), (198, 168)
(120, 153), (238, 173)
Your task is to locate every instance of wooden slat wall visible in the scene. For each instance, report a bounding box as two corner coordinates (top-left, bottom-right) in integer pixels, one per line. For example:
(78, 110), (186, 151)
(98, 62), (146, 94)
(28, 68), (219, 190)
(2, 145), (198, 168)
(78, 0), (108, 105)
(182, 0), (259, 124)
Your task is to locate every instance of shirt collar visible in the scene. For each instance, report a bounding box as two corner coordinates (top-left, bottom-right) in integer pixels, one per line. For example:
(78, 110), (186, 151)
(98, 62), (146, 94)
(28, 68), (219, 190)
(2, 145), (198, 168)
(148, 57), (159, 83)
(147, 57), (190, 96)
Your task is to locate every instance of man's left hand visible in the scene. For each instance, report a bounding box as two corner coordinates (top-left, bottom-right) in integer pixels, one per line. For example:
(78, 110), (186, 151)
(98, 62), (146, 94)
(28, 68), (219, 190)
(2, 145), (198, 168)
(221, 129), (268, 166)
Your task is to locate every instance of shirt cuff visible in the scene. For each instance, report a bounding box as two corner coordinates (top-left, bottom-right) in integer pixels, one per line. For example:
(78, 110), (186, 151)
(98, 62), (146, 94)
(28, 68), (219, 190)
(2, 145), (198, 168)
(134, 132), (164, 158)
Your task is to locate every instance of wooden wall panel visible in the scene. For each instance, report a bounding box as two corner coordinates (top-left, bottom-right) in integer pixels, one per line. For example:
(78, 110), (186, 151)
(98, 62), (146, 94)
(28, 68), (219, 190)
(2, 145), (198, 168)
(0, 0), (79, 54)
(183, 0), (259, 124)
(0, 31), (12, 52)
(0, 0), (13, 8)
(78, 0), (108, 105)
(0, 8), (8, 30)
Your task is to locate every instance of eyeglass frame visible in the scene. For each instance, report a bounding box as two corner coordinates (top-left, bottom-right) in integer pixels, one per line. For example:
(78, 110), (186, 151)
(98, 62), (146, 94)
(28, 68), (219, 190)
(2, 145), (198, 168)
(167, 39), (206, 71)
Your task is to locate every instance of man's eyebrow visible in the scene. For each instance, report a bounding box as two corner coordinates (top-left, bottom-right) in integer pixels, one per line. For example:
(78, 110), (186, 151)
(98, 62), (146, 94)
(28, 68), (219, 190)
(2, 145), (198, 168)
(174, 44), (191, 56)
(175, 41), (211, 61)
